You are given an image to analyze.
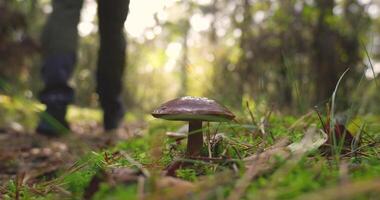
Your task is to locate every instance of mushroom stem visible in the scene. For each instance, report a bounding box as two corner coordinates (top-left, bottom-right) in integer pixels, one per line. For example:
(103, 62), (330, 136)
(187, 120), (203, 156)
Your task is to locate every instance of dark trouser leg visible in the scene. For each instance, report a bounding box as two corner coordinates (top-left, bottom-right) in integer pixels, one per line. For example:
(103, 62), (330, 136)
(37, 0), (83, 135)
(97, 0), (130, 130)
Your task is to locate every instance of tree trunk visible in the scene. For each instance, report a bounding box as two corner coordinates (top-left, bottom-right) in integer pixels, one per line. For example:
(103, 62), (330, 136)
(236, 0), (253, 104)
(313, 0), (340, 103)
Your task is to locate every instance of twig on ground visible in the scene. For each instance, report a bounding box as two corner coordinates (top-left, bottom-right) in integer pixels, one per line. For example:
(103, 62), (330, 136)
(228, 139), (291, 200)
(187, 156), (239, 163)
(120, 151), (150, 177)
(15, 172), (25, 200)
(137, 176), (145, 200)
(229, 126), (327, 200)
(288, 110), (314, 130)
(296, 179), (380, 200)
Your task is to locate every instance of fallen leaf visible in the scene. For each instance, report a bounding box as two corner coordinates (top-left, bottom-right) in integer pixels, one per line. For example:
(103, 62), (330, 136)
(229, 125), (328, 200)
(229, 138), (291, 200)
(288, 125), (328, 154)
(296, 179), (380, 200)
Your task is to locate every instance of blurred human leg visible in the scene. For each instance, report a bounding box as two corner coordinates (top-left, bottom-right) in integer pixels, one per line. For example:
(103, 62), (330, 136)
(97, 0), (130, 130)
(37, 0), (83, 136)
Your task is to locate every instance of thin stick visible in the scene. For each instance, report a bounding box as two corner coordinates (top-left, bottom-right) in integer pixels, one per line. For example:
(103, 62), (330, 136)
(314, 107), (327, 133)
(288, 110), (313, 130)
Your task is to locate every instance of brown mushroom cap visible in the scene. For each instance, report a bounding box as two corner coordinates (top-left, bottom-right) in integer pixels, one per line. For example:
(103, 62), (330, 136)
(152, 96), (235, 122)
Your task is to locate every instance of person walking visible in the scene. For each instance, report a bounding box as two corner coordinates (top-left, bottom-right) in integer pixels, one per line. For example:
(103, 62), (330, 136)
(36, 0), (130, 136)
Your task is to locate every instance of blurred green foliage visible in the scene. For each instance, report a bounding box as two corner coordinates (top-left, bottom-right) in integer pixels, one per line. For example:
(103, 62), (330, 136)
(1, 0), (379, 115)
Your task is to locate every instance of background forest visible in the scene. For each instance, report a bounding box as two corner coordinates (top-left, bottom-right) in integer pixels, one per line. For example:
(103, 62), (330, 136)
(3, 0), (380, 199)
(2, 0), (380, 115)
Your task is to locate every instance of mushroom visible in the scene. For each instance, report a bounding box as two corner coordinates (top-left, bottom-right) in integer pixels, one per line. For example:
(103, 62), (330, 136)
(152, 96), (235, 156)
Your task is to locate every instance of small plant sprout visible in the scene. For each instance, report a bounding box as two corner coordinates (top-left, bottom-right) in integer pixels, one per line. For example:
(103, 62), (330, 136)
(152, 96), (235, 156)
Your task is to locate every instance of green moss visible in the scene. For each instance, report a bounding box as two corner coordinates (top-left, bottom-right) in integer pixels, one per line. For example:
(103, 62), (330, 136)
(92, 184), (138, 200)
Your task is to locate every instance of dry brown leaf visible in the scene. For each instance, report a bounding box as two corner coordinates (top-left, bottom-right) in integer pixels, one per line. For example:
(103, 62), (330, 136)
(228, 125), (327, 200)
(296, 179), (380, 200)
(288, 125), (327, 154)
(228, 139), (291, 200)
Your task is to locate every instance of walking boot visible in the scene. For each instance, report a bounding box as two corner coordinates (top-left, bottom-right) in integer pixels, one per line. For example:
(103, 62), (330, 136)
(103, 101), (125, 131)
(36, 104), (70, 137)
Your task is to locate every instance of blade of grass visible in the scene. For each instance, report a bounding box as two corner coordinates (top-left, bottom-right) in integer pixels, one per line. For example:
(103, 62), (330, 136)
(330, 68), (350, 157)
(361, 40), (378, 86)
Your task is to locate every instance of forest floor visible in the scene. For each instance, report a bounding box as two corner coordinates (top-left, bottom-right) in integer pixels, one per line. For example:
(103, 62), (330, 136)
(0, 94), (380, 200)
(0, 121), (143, 188)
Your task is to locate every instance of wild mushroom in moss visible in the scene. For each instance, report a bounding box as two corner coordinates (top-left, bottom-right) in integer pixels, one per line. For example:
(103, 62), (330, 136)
(152, 96), (235, 156)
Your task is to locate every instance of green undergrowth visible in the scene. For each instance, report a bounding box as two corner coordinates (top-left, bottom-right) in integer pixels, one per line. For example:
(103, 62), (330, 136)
(1, 96), (380, 199)
(0, 94), (138, 132)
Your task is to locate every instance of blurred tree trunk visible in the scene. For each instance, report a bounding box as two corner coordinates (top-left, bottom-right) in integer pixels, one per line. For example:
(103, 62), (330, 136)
(177, 0), (192, 97)
(313, 0), (367, 105)
(236, 0), (253, 103)
(312, 0), (341, 103)
(209, 0), (218, 44)
(278, 0), (294, 109)
(342, 0), (360, 65)
(341, 0), (366, 78)
(179, 20), (190, 97)
(279, 59), (293, 108)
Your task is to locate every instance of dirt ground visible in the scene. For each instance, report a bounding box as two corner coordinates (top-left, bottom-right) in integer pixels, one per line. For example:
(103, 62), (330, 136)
(0, 121), (145, 187)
